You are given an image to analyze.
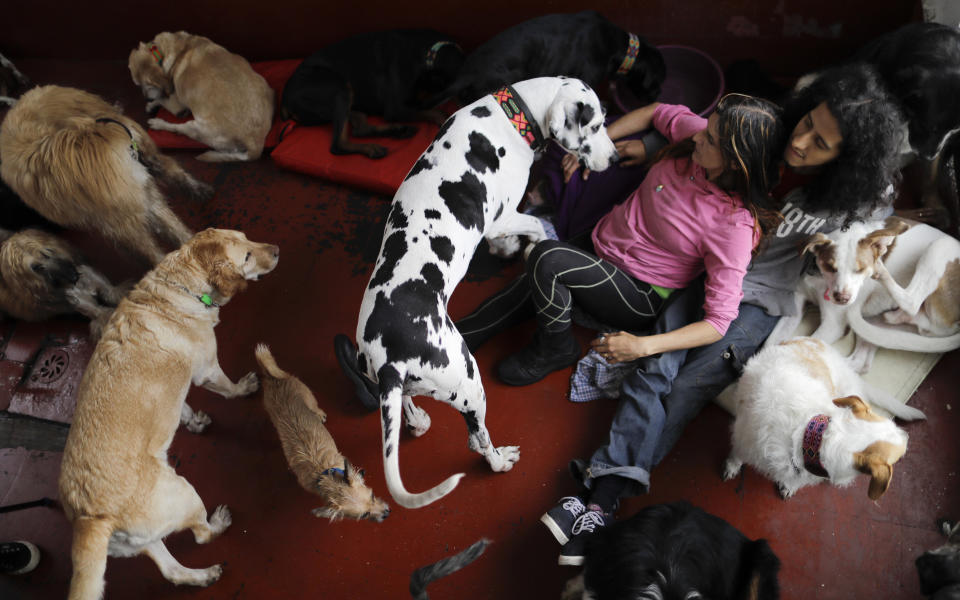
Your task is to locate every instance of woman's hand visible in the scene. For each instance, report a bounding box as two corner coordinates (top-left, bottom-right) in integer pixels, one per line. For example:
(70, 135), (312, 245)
(590, 331), (657, 363)
(562, 153), (590, 183)
(614, 139), (647, 167)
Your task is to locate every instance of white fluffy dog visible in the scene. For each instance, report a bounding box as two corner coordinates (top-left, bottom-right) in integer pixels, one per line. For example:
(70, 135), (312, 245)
(723, 337), (923, 500)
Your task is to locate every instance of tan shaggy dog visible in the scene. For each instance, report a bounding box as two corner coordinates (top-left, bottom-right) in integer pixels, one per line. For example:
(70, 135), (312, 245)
(129, 31), (274, 162)
(58, 229), (279, 600)
(255, 344), (390, 522)
(0, 228), (125, 339)
(0, 85), (211, 264)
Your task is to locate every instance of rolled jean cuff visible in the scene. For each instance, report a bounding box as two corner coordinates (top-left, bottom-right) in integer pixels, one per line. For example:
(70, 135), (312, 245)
(576, 458), (650, 495)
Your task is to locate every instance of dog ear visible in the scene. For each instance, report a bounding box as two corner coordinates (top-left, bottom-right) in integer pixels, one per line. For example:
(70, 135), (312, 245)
(191, 235), (247, 299)
(312, 507), (339, 520)
(343, 458), (352, 484)
(833, 396), (886, 422)
(854, 441), (904, 500)
(545, 96), (567, 140)
(802, 233), (831, 256)
(861, 220), (908, 261)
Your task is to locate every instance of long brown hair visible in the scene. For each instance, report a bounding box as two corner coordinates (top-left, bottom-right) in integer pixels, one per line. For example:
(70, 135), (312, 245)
(653, 94), (786, 250)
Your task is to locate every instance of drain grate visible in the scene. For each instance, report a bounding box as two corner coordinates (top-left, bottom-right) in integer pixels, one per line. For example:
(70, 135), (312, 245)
(30, 349), (70, 384)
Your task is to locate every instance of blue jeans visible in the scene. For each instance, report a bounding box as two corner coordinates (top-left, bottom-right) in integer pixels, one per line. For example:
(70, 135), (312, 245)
(578, 284), (780, 496)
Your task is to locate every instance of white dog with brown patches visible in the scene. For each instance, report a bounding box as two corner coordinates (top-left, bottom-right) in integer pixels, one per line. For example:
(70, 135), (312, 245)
(766, 217), (960, 372)
(724, 337), (922, 500)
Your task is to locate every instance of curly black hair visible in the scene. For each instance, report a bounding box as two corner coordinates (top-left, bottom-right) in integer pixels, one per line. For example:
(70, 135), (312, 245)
(782, 63), (905, 223)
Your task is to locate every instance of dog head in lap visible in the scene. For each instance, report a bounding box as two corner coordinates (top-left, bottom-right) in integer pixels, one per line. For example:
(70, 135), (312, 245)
(546, 79), (618, 172)
(804, 217), (910, 306)
(187, 229), (279, 301)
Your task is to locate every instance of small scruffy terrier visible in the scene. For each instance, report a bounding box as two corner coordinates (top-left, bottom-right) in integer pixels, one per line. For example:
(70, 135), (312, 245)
(255, 344), (390, 522)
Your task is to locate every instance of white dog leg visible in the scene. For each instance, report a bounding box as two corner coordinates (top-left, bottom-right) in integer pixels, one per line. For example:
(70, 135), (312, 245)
(722, 456), (743, 481)
(198, 363), (259, 398)
(846, 337), (878, 374)
(485, 213), (548, 259)
(142, 540), (223, 587)
(402, 395), (431, 437)
(461, 391), (519, 472)
(180, 402), (212, 433)
(811, 302), (849, 343)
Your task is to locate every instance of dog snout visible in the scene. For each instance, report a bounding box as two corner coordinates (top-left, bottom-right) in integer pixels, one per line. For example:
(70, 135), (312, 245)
(375, 507), (391, 522)
(48, 259), (80, 287)
(832, 290), (852, 305)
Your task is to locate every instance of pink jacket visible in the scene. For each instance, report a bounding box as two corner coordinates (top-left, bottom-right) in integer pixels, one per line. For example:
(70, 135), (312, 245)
(591, 104), (758, 335)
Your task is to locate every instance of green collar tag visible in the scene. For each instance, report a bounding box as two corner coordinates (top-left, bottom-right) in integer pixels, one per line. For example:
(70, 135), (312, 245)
(199, 293), (214, 307)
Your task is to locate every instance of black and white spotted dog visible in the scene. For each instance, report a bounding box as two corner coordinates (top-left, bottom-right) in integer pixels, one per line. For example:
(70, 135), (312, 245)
(347, 77), (617, 509)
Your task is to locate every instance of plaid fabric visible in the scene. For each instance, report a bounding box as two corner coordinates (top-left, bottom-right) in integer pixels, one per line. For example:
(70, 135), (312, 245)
(802, 414), (831, 477)
(569, 350), (634, 403)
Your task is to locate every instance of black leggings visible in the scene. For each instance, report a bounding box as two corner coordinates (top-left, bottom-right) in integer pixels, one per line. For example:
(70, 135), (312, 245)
(456, 239), (668, 347)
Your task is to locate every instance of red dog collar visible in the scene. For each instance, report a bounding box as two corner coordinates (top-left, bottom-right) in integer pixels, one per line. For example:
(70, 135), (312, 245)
(149, 44), (164, 66)
(616, 33), (641, 75)
(492, 85), (545, 150)
(802, 414), (831, 477)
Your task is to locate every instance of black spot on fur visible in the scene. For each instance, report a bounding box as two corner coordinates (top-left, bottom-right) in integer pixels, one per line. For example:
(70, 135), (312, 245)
(581, 144), (591, 156)
(494, 204), (504, 220)
(387, 204), (408, 230)
(450, 392), (457, 402)
(430, 235), (455, 264)
(438, 171), (486, 232)
(424, 209), (441, 220)
(421, 263), (444, 293)
(463, 410), (480, 435)
(428, 145), (434, 153)
(378, 365), (402, 458)
(368, 230), (407, 288)
(498, 147), (505, 157)
(363, 282), (450, 370)
(460, 339), (474, 379)
(357, 353), (368, 374)
(577, 102), (595, 127)
(443, 141), (451, 149)
(405, 156), (434, 181)
(471, 106), (492, 118)
(465, 131), (500, 174)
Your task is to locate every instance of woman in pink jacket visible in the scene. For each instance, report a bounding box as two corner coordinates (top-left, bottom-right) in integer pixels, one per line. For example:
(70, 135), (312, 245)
(495, 95), (785, 385)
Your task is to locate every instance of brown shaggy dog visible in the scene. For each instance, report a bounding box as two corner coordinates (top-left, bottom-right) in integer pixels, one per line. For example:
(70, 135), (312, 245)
(0, 85), (211, 264)
(0, 228), (125, 339)
(58, 229), (279, 600)
(129, 31), (274, 162)
(255, 344), (390, 522)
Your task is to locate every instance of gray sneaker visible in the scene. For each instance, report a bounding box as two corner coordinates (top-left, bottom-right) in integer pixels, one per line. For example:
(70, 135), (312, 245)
(540, 496), (587, 545)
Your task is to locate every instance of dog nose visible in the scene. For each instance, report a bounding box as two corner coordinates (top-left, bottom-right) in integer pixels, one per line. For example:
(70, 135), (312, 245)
(833, 291), (851, 305)
(611, 148), (621, 163)
(268, 244), (280, 258)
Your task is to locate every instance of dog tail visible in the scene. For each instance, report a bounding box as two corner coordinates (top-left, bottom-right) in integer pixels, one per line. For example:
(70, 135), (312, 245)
(409, 538), (490, 599)
(67, 516), (113, 600)
(380, 362), (465, 509)
(255, 343), (290, 380)
(847, 304), (960, 353)
(734, 538), (781, 600)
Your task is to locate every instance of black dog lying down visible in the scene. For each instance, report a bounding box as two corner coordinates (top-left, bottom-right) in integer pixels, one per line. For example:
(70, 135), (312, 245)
(917, 519), (960, 599)
(281, 29), (464, 159)
(0, 51), (30, 106)
(563, 502), (781, 600)
(441, 11), (665, 106)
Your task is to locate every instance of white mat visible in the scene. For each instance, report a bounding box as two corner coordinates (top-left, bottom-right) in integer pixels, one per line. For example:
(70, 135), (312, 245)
(714, 309), (942, 416)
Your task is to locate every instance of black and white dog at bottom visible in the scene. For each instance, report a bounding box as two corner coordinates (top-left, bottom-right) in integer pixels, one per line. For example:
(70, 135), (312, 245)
(562, 502), (781, 600)
(342, 77), (618, 509)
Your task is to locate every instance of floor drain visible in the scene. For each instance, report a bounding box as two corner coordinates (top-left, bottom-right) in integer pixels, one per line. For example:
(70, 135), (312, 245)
(31, 349), (70, 384)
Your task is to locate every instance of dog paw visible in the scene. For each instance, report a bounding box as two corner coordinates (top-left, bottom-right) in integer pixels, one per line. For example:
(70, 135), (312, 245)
(236, 372), (259, 396)
(487, 235), (521, 258)
(777, 482), (797, 499)
(199, 564), (223, 587)
(185, 410), (212, 434)
(209, 504), (232, 534)
(145, 101), (161, 115)
(722, 459), (742, 481)
(404, 406), (431, 437)
(147, 117), (168, 130)
(491, 445), (520, 472)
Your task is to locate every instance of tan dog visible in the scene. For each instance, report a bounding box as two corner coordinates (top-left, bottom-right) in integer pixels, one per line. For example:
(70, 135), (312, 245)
(255, 344), (390, 522)
(129, 31), (274, 162)
(0, 85), (210, 265)
(58, 229), (279, 600)
(0, 228), (125, 339)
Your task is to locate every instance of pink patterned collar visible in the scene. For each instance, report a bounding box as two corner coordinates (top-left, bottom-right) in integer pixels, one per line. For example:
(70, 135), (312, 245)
(802, 414), (831, 477)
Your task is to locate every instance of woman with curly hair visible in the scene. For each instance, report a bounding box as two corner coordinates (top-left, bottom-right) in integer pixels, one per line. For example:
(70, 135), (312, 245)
(540, 62), (905, 567)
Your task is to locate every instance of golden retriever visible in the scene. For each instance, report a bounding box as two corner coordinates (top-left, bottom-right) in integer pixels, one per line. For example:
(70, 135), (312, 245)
(0, 85), (211, 264)
(58, 228), (279, 600)
(128, 31), (275, 162)
(255, 344), (390, 522)
(0, 228), (125, 339)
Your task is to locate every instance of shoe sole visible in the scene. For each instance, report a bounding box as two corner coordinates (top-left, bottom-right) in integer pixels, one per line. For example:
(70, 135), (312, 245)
(498, 353), (582, 387)
(557, 553), (584, 567)
(539, 513), (571, 545)
(8, 541), (40, 575)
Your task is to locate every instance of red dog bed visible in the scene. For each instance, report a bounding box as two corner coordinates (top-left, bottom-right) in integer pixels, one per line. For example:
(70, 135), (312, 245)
(146, 59), (302, 150)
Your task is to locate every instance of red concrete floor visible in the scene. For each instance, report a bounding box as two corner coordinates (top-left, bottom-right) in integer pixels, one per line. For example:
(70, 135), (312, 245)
(1, 60), (959, 600)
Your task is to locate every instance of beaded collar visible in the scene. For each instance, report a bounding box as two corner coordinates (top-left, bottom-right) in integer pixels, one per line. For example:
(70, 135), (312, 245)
(802, 414), (831, 477)
(149, 44), (164, 66)
(492, 85), (545, 150)
(616, 33), (641, 75)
